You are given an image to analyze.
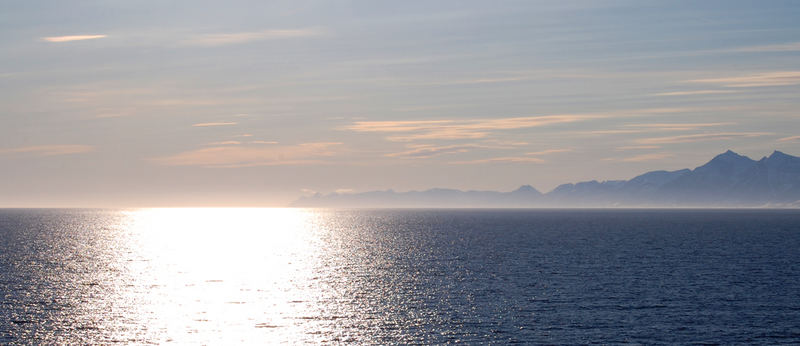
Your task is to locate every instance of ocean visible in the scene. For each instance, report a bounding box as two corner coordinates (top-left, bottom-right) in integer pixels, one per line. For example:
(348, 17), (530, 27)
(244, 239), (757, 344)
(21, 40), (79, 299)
(2, 208), (799, 344)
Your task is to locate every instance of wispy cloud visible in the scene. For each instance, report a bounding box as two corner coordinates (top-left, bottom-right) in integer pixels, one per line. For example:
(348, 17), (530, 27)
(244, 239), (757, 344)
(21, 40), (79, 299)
(184, 28), (324, 46)
(616, 145), (661, 150)
(385, 141), (567, 160)
(423, 76), (529, 86)
(207, 141), (241, 146)
(250, 140), (279, 145)
(351, 109), (703, 142)
(524, 149), (572, 156)
(405, 69), (619, 88)
(653, 90), (739, 96)
(577, 129), (646, 135)
(447, 148), (570, 165)
(730, 42), (800, 53)
(392, 104), (473, 113)
(606, 153), (674, 162)
(347, 120), (452, 133)
(624, 122), (733, 131)
(347, 115), (597, 142)
(0, 145), (94, 156)
(636, 132), (772, 145)
(479, 139), (530, 146)
(337, 55), (456, 67)
(192, 122), (237, 127)
(689, 71), (800, 87)
(625, 122), (732, 128)
(777, 135), (800, 142)
(152, 98), (252, 107)
(622, 107), (702, 115)
(384, 130), (485, 142)
(153, 142), (341, 168)
(450, 156), (546, 165)
(42, 34), (106, 43)
(571, 122), (734, 137)
(386, 144), (483, 159)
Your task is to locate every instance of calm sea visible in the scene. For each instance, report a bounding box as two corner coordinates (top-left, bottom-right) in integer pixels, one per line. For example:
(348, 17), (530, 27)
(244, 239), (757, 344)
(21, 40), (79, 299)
(2, 208), (799, 344)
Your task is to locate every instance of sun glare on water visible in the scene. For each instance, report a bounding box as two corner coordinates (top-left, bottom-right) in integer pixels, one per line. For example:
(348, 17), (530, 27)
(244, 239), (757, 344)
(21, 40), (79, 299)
(107, 208), (328, 343)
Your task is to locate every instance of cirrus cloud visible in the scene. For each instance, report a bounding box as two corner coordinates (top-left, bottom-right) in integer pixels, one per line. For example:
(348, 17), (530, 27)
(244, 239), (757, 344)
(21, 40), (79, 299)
(192, 122), (237, 127)
(42, 34), (106, 42)
(153, 142), (342, 168)
(184, 28), (324, 46)
(689, 71), (800, 87)
(777, 135), (800, 142)
(449, 156), (546, 165)
(636, 132), (772, 145)
(653, 90), (739, 96)
(347, 114), (598, 142)
(448, 148), (571, 165)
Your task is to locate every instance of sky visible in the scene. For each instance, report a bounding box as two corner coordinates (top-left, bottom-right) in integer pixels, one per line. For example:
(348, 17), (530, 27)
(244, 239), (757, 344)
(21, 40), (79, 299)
(1, 0), (800, 207)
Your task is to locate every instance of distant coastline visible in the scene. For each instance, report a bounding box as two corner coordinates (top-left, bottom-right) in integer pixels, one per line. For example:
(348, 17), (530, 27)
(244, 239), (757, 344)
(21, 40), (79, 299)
(292, 150), (800, 208)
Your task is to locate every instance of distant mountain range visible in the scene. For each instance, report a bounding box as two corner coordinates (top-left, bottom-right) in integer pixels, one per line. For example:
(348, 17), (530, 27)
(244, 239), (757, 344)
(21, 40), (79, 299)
(291, 150), (800, 208)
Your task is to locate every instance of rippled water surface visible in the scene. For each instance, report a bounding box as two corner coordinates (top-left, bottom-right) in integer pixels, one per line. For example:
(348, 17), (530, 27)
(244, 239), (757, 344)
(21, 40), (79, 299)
(2, 208), (800, 343)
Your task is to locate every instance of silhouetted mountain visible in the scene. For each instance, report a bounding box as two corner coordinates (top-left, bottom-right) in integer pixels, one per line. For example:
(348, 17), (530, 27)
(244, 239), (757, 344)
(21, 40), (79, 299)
(651, 150), (800, 205)
(291, 150), (800, 208)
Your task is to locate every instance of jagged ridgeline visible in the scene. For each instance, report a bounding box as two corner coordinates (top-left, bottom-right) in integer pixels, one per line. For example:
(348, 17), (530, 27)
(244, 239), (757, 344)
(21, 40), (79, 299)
(546, 150), (800, 207)
(292, 151), (800, 208)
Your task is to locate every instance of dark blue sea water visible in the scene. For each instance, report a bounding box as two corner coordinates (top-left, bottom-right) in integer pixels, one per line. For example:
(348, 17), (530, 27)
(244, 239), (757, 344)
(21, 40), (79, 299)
(2, 208), (800, 344)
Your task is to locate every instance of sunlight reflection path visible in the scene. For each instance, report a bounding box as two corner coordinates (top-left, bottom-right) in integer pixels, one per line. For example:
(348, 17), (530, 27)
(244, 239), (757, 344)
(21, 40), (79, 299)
(108, 208), (326, 343)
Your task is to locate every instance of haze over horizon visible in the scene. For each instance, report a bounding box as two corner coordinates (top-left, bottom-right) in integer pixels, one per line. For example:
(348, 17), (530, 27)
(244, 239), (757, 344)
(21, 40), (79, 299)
(2, 1), (800, 207)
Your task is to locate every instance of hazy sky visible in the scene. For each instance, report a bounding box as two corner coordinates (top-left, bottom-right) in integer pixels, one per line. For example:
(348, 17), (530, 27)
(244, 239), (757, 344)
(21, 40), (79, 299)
(2, 1), (799, 207)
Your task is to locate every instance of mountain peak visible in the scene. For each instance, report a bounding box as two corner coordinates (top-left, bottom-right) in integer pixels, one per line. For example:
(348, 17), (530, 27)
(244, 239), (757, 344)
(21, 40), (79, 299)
(770, 150), (791, 159)
(764, 150), (800, 168)
(720, 149), (742, 157)
(515, 184), (535, 191)
(512, 184), (541, 194)
(708, 150), (752, 163)
(694, 150), (755, 175)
